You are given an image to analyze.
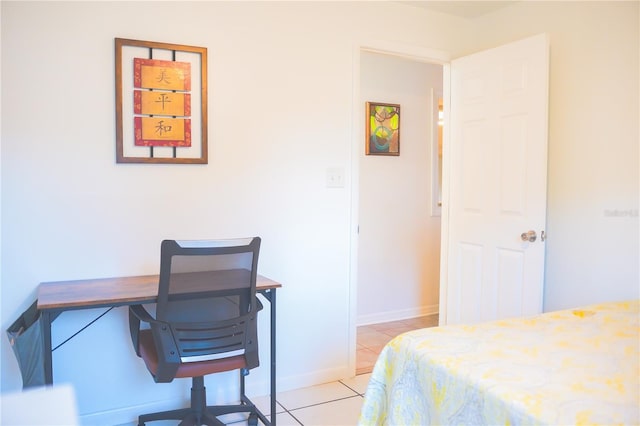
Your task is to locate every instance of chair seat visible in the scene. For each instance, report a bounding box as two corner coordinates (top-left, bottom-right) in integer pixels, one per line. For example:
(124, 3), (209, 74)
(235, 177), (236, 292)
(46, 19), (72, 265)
(138, 330), (247, 379)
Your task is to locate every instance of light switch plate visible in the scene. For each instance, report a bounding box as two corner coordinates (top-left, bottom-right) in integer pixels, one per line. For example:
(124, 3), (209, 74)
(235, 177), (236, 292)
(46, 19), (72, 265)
(326, 167), (345, 188)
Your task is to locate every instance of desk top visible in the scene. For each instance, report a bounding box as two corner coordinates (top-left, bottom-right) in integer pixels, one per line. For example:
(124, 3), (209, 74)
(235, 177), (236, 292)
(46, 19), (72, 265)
(37, 273), (281, 311)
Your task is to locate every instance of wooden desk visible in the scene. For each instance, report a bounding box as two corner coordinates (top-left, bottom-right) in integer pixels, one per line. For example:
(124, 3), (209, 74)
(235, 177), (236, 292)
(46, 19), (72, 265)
(37, 274), (281, 426)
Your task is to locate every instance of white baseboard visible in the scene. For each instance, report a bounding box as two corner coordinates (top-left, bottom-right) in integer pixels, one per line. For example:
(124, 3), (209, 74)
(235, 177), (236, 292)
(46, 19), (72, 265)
(82, 395), (258, 426)
(82, 383), (252, 425)
(356, 304), (439, 326)
(275, 365), (349, 393)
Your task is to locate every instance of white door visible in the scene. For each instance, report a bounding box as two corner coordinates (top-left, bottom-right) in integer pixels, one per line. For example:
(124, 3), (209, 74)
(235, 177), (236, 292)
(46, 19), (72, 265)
(443, 34), (549, 325)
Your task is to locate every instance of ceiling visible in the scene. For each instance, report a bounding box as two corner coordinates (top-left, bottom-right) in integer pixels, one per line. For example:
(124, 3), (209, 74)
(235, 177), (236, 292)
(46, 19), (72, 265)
(397, 1), (515, 18)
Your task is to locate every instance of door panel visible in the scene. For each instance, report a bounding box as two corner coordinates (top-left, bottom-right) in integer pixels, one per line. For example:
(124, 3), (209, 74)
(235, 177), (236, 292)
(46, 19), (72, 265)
(457, 243), (483, 324)
(500, 115), (527, 214)
(445, 34), (549, 325)
(496, 248), (525, 318)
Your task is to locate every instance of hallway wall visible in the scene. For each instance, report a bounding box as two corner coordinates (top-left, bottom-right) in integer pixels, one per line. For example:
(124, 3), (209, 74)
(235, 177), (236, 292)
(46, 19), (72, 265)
(357, 52), (442, 325)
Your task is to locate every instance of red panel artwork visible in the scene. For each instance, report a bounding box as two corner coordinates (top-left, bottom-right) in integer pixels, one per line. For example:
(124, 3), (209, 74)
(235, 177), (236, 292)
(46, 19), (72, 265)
(132, 58), (192, 147)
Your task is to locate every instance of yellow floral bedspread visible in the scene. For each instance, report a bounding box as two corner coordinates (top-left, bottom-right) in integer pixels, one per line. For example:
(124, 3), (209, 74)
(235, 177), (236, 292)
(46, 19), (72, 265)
(359, 300), (639, 425)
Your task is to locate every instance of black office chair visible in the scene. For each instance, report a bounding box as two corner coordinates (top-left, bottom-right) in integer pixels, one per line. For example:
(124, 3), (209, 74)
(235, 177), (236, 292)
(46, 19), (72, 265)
(129, 237), (264, 426)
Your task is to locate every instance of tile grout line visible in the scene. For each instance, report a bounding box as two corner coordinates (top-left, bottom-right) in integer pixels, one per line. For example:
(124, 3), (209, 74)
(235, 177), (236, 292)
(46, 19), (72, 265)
(339, 381), (367, 398)
(280, 405), (305, 426)
(278, 393), (363, 413)
(276, 389), (364, 425)
(268, 398), (304, 426)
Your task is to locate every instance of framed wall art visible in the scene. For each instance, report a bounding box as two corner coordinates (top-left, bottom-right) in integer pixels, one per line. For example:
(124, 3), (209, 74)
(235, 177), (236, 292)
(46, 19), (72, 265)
(365, 102), (400, 156)
(115, 38), (208, 164)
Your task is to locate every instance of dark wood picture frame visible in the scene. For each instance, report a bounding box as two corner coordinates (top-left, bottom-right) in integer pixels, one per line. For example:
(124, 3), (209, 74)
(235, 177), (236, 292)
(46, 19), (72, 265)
(115, 38), (208, 164)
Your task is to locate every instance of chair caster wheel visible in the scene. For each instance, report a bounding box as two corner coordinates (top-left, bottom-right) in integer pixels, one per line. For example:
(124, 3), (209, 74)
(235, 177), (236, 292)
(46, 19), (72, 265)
(248, 412), (258, 426)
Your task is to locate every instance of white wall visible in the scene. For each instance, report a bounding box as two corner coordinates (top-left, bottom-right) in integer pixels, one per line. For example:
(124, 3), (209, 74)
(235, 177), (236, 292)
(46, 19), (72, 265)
(2, 2), (637, 423)
(462, 1), (639, 311)
(0, 1), (472, 424)
(357, 52), (442, 324)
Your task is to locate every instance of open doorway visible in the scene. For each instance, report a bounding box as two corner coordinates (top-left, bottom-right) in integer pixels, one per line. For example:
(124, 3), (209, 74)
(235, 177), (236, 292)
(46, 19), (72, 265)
(354, 51), (444, 374)
(350, 34), (549, 376)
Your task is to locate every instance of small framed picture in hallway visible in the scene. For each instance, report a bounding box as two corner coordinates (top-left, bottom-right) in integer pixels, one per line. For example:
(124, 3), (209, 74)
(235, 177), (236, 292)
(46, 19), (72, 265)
(365, 102), (400, 156)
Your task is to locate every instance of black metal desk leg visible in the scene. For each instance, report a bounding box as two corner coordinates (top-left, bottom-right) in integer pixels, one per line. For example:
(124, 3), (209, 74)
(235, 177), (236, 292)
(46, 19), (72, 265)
(270, 289), (276, 426)
(41, 310), (53, 385)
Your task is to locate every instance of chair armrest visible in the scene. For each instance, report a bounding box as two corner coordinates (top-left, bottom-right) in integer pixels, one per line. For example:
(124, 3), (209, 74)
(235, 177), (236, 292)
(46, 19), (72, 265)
(129, 304), (156, 323)
(128, 305), (161, 357)
(129, 305), (180, 382)
(149, 322), (181, 383)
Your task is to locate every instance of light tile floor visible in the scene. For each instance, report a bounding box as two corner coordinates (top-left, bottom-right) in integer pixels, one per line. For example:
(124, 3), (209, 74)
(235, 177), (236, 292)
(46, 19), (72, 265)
(250, 374), (371, 426)
(356, 314), (439, 375)
(246, 315), (441, 425)
(119, 376), (368, 426)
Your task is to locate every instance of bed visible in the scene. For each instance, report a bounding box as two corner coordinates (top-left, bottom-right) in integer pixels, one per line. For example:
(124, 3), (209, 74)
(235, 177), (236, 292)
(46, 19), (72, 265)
(359, 300), (639, 425)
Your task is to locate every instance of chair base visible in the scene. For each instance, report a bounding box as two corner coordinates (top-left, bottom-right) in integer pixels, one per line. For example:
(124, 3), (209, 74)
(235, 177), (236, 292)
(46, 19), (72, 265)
(138, 376), (260, 426)
(138, 407), (258, 426)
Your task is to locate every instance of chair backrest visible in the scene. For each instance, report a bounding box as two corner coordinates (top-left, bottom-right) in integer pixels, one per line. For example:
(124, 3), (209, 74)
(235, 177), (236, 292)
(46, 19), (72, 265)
(156, 237), (261, 366)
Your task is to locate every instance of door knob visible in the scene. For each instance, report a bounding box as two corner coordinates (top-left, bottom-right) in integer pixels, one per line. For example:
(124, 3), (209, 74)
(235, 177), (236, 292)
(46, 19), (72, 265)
(521, 230), (537, 242)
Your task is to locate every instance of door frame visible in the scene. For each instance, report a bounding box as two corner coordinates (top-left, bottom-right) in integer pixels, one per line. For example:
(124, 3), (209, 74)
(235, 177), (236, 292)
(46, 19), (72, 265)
(348, 40), (452, 375)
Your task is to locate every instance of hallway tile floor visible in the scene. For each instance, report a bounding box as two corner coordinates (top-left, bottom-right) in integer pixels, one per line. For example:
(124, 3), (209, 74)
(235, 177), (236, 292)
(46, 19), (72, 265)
(356, 314), (439, 375)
